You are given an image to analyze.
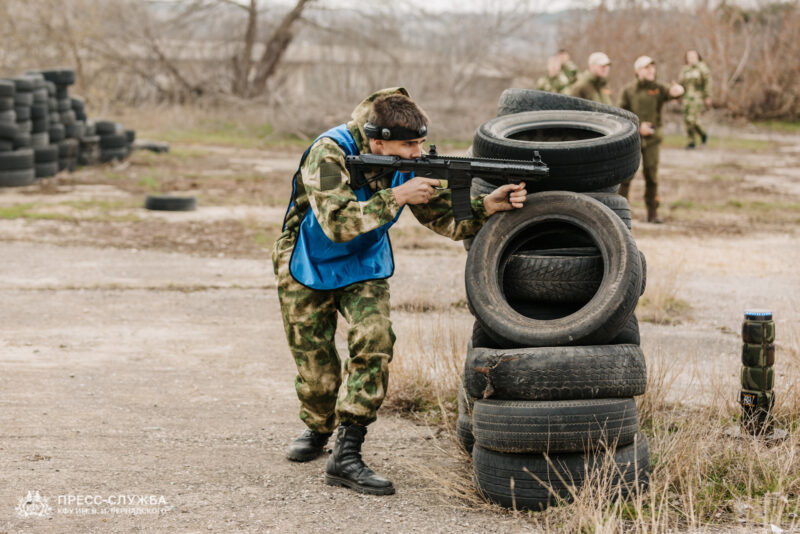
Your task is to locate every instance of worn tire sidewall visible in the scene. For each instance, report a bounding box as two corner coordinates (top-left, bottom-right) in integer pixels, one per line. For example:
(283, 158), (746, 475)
(466, 191), (641, 347)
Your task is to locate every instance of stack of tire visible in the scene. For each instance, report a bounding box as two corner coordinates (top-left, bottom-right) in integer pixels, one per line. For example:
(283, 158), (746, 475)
(36, 68), (81, 172)
(0, 79), (35, 187)
(0, 66), (139, 188)
(26, 74), (59, 179)
(124, 128), (136, 153)
(72, 97), (100, 166)
(95, 120), (131, 163)
(457, 89), (650, 511)
(45, 80), (66, 169)
(10, 77), (33, 151)
(79, 120), (101, 166)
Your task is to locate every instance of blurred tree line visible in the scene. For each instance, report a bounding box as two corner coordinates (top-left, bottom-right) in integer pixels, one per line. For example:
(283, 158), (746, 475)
(559, 0), (800, 120)
(0, 0), (797, 135)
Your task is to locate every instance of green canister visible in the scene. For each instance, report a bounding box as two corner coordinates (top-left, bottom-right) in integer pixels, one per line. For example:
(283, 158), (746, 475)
(740, 309), (775, 435)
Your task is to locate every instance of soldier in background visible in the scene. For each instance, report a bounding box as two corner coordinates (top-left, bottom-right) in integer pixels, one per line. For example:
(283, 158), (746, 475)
(566, 52), (613, 105)
(557, 49), (579, 86)
(618, 56), (685, 224)
(274, 88), (527, 495)
(679, 49), (712, 149)
(536, 56), (570, 93)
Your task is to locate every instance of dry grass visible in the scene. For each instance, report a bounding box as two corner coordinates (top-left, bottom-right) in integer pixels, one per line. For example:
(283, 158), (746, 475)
(637, 256), (692, 325)
(388, 306), (800, 532)
(383, 312), (469, 415)
(110, 104), (308, 149)
(774, 313), (800, 423)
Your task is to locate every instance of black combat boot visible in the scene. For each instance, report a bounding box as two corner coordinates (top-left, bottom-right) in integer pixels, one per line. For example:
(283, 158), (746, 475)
(286, 429), (332, 462)
(325, 424), (395, 495)
(701, 133), (708, 145)
(685, 141), (696, 149)
(646, 206), (663, 224)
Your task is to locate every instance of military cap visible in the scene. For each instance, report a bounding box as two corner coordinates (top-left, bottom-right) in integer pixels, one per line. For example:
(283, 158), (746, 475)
(588, 52), (611, 66)
(634, 55), (655, 71)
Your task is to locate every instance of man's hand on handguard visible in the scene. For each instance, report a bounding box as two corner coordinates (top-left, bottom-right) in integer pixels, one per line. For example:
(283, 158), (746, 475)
(484, 182), (527, 216)
(393, 178), (527, 216)
(393, 177), (441, 206)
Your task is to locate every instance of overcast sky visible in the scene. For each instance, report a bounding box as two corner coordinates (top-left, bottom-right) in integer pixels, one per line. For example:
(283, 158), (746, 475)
(302, 0), (755, 12)
(318, 0), (587, 13)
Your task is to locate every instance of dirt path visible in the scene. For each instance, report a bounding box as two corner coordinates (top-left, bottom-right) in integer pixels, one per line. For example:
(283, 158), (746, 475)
(1, 132), (799, 532)
(2, 231), (798, 533)
(0, 242), (524, 533)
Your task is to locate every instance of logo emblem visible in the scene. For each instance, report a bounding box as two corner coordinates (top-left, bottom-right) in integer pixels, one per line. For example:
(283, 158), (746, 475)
(15, 490), (52, 518)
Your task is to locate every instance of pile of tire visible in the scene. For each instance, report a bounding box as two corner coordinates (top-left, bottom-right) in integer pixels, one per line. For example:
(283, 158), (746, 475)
(38, 68), (89, 171)
(0, 67), (136, 188)
(95, 120), (135, 163)
(0, 78), (36, 186)
(456, 89), (650, 511)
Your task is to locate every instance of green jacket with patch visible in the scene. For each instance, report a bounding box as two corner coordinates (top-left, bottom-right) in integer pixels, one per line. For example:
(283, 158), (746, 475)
(618, 78), (677, 146)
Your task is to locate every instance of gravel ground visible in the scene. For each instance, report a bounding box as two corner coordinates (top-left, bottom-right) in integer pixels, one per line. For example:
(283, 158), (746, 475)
(0, 242), (530, 534)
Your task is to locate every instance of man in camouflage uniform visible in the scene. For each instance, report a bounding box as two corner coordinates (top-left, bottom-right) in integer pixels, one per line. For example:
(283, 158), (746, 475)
(566, 52), (613, 105)
(557, 49), (579, 86)
(273, 87), (527, 495)
(618, 56), (685, 223)
(679, 49), (712, 149)
(536, 56), (570, 93)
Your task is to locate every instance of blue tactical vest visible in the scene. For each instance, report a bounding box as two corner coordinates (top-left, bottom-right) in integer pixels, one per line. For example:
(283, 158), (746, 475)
(281, 124), (412, 290)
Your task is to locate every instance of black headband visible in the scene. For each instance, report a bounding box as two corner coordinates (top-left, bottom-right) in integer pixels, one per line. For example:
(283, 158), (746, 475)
(364, 121), (427, 140)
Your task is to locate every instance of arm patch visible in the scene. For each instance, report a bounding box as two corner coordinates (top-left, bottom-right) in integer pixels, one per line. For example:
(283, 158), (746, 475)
(319, 162), (342, 191)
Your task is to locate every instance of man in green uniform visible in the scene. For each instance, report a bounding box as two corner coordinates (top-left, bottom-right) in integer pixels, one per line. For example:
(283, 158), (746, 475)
(273, 87), (527, 495)
(618, 56), (685, 223)
(679, 49), (712, 149)
(557, 49), (579, 86)
(536, 56), (570, 93)
(566, 52), (613, 105)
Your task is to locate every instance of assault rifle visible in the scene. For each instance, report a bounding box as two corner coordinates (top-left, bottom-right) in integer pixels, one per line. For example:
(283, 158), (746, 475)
(344, 145), (549, 221)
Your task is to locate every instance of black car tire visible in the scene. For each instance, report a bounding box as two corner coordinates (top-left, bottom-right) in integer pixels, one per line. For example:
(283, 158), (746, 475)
(35, 161), (59, 178)
(0, 168), (36, 187)
(472, 398), (639, 454)
(144, 195), (197, 212)
(95, 120), (120, 135)
(0, 148), (34, 170)
(34, 145), (58, 163)
(466, 192), (642, 347)
(472, 433), (649, 510)
(463, 343), (646, 401)
(496, 88), (639, 125)
(472, 111), (640, 192)
(100, 133), (127, 149)
(503, 247), (603, 305)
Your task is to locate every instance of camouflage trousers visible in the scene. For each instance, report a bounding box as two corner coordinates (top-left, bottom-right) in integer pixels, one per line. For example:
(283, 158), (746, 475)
(273, 233), (395, 434)
(618, 139), (660, 211)
(683, 99), (707, 144)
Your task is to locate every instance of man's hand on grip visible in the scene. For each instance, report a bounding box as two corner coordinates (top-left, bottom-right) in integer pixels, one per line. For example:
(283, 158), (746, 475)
(393, 177), (441, 206)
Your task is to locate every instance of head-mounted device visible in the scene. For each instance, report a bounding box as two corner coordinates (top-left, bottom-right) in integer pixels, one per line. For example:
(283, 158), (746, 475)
(364, 121), (427, 141)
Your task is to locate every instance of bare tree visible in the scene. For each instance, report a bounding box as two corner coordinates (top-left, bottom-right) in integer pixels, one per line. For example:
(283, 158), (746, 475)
(228, 0), (259, 96)
(250, 0), (313, 96)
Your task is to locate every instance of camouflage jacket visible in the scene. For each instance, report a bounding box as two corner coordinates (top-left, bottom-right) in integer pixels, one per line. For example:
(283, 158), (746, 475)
(560, 60), (579, 85)
(566, 71), (612, 105)
(278, 87), (488, 250)
(536, 72), (570, 94)
(679, 61), (712, 101)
